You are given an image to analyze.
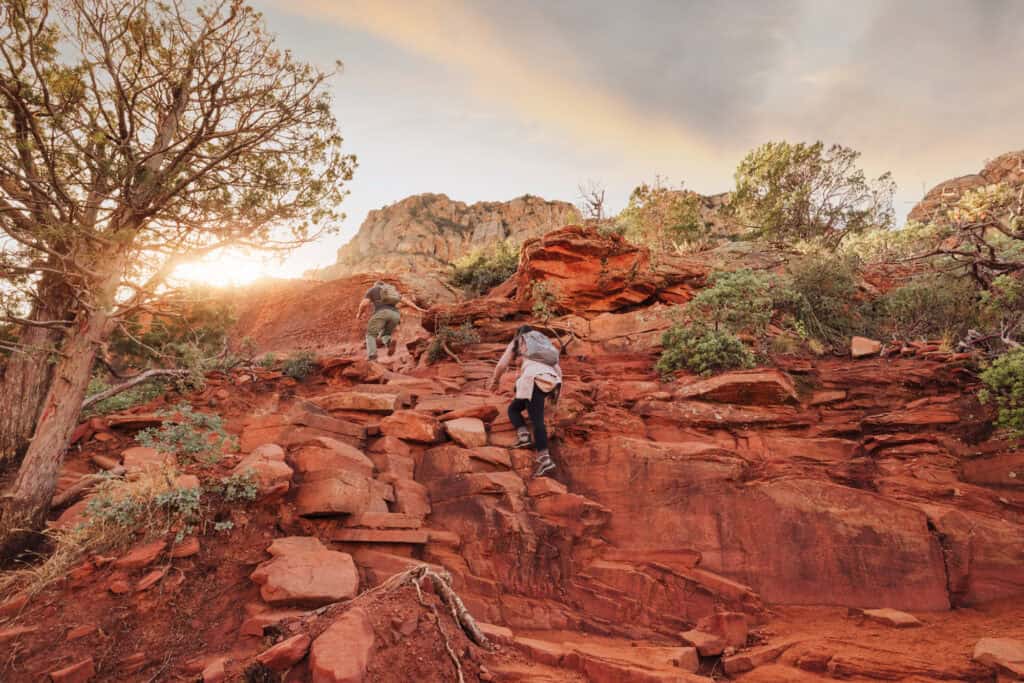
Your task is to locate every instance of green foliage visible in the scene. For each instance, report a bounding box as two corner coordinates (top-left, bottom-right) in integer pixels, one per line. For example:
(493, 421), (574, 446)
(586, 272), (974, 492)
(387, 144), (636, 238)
(688, 269), (776, 334)
(258, 353), (277, 369)
(979, 348), (1024, 440)
(83, 375), (167, 417)
(136, 403), (234, 464)
(656, 323), (755, 377)
(427, 321), (481, 363)
(731, 141), (895, 246)
(616, 178), (709, 251)
(450, 240), (520, 295)
(282, 350), (316, 380)
(979, 275), (1024, 347)
(781, 253), (865, 345)
(530, 281), (558, 323)
(85, 479), (203, 544)
(878, 273), (980, 341)
(206, 470), (260, 503)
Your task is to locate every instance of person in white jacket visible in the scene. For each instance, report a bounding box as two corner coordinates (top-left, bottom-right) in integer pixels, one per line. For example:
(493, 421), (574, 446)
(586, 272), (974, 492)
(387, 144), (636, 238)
(488, 325), (562, 477)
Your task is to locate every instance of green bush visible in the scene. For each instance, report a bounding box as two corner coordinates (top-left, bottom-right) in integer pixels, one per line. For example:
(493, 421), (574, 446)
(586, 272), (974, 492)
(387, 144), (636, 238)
(688, 269), (776, 334)
(979, 274), (1024, 349)
(205, 469), (259, 503)
(84, 375), (167, 417)
(979, 348), (1024, 440)
(450, 240), (519, 295)
(616, 179), (709, 251)
(656, 323), (755, 377)
(781, 253), (865, 345)
(258, 353), (277, 369)
(282, 350), (316, 379)
(136, 402), (235, 464)
(530, 281), (558, 323)
(878, 273), (979, 342)
(427, 321), (480, 363)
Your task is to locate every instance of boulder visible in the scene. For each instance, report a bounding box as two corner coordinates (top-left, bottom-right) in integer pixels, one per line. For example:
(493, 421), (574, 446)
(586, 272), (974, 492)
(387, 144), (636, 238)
(257, 633), (312, 670)
(289, 442), (374, 480)
(309, 607), (376, 683)
(861, 608), (923, 628)
(315, 391), (400, 413)
(851, 336), (882, 358)
(417, 445), (473, 481)
(113, 540), (166, 570)
(380, 411), (443, 443)
(973, 638), (1024, 674)
(680, 629), (724, 656)
(250, 536), (359, 607)
(674, 369), (798, 405)
(295, 472), (375, 517)
(444, 417), (488, 448)
(390, 478), (432, 518)
(233, 448), (293, 498)
(121, 446), (172, 476)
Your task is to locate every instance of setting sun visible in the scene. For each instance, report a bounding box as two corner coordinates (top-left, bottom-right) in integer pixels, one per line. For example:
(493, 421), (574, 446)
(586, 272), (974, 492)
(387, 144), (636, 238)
(171, 250), (275, 287)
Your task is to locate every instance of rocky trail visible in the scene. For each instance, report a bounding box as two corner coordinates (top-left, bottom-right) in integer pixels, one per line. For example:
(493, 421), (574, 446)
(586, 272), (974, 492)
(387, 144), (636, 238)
(2, 227), (1023, 682)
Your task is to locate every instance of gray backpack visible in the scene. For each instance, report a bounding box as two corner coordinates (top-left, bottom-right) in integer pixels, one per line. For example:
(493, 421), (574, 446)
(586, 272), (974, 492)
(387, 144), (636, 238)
(520, 330), (559, 366)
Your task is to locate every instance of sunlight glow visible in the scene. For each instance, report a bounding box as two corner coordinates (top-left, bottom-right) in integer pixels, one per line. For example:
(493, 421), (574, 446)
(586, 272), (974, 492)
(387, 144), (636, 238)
(171, 250), (277, 287)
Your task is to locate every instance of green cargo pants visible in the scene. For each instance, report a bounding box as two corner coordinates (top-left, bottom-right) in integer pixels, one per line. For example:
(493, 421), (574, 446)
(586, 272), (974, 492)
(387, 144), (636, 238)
(366, 308), (400, 358)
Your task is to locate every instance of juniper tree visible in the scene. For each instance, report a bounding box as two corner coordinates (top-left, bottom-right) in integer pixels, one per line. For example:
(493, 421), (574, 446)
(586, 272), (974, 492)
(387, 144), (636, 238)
(0, 0), (354, 557)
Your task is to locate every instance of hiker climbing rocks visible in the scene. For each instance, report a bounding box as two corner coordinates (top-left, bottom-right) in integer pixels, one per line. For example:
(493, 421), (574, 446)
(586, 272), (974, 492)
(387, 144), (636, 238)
(357, 281), (423, 361)
(488, 325), (562, 477)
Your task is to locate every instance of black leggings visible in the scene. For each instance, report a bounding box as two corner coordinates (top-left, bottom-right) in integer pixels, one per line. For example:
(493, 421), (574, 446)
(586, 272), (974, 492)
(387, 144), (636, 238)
(508, 384), (550, 452)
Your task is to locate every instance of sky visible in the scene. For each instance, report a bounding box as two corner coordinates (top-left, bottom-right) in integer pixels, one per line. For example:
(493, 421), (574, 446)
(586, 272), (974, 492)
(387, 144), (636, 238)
(179, 0), (1024, 284)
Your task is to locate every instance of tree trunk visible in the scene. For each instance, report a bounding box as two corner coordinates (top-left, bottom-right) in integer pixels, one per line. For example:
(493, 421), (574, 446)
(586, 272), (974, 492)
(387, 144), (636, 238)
(0, 277), (73, 465)
(0, 307), (109, 561)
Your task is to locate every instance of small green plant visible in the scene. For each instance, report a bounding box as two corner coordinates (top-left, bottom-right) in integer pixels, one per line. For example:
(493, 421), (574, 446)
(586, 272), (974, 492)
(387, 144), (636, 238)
(83, 375), (167, 416)
(427, 321), (481, 363)
(979, 348), (1024, 440)
(656, 323), (755, 377)
(214, 520), (235, 533)
(206, 469), (260, 503)
(688, 269), (776, 335)
(136, 403), (235, 464)
(258, 352), (277, 369)
(779, 253), (865, 346)
(879, 273), (979, 342)
(282, 350), (316, 380)
(530, 281), (558, 323)
(450, 240), (520, 295)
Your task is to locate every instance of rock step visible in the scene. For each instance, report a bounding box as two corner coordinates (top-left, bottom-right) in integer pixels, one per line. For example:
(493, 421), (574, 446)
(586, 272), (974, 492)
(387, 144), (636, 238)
(343, 512), (423, 529)
(511, 634), (709, 682)
(327, 528), (429, 544)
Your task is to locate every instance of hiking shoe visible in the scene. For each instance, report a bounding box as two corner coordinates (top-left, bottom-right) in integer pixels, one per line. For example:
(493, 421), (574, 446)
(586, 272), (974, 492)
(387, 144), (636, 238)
(367, 353), (378, 361)
(386, 337), (398, 356)
(533, 454), (556, 478)
(512, 428), (532, 449)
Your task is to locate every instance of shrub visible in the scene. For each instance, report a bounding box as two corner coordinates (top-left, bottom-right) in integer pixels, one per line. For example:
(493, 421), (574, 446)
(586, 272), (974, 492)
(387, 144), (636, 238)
(979, 348), (1024, 440)
(136, 402), (235, 464)
(616, 178), (709, 251)
(688, 269), (776, 335)
(530, 281), (558, 323)
(450, 240), (519, 295)
(427, 321), (480, 363)
(656, 323), (755, 377)
(84, 375), (167, 417)
(878, 273), (979, 342)
(781, 253), (865, 345)
(282, 350), (316, 379)
(206, 469), (260, 503)
(258, 353), (277, 369)
(979, 274), (1024, 349)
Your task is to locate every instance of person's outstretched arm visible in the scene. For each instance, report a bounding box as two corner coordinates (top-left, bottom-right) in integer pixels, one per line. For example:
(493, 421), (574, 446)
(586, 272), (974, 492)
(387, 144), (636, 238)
(488, 339), (516, 392)
(400, 295), (427, 313)
(357, 297), (372, 320)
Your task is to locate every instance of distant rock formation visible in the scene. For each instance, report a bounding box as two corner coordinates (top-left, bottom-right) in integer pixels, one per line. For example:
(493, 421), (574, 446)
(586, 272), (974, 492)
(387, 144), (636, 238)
(307, 193), (578, 280)
(908, 150), (1024, 224)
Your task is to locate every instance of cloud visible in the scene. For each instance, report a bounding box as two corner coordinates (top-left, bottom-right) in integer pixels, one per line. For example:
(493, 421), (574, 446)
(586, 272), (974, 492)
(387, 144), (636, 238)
(275, 0), (729, 171)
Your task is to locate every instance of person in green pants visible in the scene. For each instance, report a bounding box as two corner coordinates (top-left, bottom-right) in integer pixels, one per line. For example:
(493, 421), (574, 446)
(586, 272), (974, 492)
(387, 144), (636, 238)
(357, 281), (423, 360)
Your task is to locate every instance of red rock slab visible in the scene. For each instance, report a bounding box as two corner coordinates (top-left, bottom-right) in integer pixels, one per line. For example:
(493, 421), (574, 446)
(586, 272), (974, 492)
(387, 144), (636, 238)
(427, 471), (525, 504)
(674, 369), (798, 406)
(470, 447), (512, 469)
(119, 652), (149, 675)
(0, 625), (38, 644)
(309, 607), (375, 683)
(708, 611), (748, 648)
(961, 451), (1024, 487)
(527, 477), (568, 498)
(289, 443), (373, 481)
(380, 410), (443, 443)
(438, 404), (501, 423)
(425, 529), (461, 548)
(121, 446), (173, 476)
(417, 444), (474, 481)
(860, 607), (922, 628)
(250, 538), (359, 607)
(314, 391), (400, 413)
(257, 633), (311, 670)
(973, 637), (1024, 671)
(343, 512), (422, 529)
(49, 657), (96, 683)
(477, 622), (515, 646)
(851, 336), (882, 357)
(724, 640), (801, 675)
(512, 636), (569, 666)
(136, 568), (166, 592)
(680, 629), (724, 656)
(390, 478), (431, 518)
(366, 450), (415, 479)
(201, 656), (228, 683)
(240, 609), (306, 637)
(635, 399), (812, 429)
(328, 528), (428, 544)
(294, 472), (374, 517)
(170, 536), (201, 558)
(444, 417), (488, 448)
(113, 539), (166, 570)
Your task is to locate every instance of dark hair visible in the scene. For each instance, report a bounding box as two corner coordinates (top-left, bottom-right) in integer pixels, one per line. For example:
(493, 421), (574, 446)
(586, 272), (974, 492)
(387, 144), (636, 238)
(516, 325), (533, 336)
(512, 325), (532, 358)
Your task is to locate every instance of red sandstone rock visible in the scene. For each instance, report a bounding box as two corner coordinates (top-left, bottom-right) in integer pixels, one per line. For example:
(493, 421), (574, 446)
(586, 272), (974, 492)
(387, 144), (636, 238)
(113, 540), (166, 570)
(49, 657), (95, 683)
(170, 536), (201, 558)
(390, 478), (431, 518)
(974, 638), (1024, 675)
(526, 477), (567, 498)
(233, 448), (294, 498)
(121, 446), (172, 476)
(851, 336), (882, 358)
(444, 417), (488, 448)
(709, 611), (748, 647)
(309, 607), (375, 683)
(380, 411), (443, 443)
(289, 442), (374, 480)
(250, 537), (359, 607)
(240, 609), (306, 637)
(295, 472), (374, 517)
(680, 629), (724, 656)
(861, 608), (923, 628)
(674, 369), (798, 405)
(201, 656), (228, 683)
(344, 512), (422, 529)
(135, 568), (165, 592)
(315, 391), (400, 413)
(418, 444), (473, 480)
(257, 633), (311, 670)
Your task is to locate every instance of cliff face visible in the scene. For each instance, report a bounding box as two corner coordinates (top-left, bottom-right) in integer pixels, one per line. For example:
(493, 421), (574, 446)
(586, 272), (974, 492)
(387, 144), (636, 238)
(308, 193), (579, 280)
(908, 150), (1024, 223)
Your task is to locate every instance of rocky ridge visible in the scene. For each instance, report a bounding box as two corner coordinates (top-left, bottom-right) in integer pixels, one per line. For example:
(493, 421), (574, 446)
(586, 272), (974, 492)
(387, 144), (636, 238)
(1, 226), (1023, 681)
(306, 193), (579, 281)
(908, 149), (1024, 223)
